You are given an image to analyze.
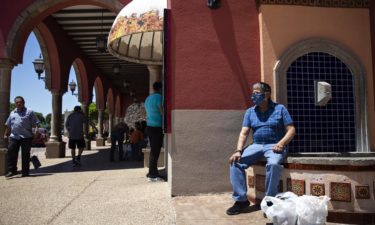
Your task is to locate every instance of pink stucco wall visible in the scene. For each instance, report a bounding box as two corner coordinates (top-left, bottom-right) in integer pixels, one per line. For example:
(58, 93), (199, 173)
(259, 5), (374, 150)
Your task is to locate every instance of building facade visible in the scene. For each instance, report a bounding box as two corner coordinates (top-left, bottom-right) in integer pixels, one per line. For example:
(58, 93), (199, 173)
(0, 0), (374, 223)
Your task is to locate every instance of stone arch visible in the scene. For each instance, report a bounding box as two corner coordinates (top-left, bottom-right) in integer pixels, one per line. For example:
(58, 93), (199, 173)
(115, 94), (122, 118)
(33, 23), (60, 91)
(94, 76), (106, 110)
(5, 0), (128, 63)
(107, 88), (115, 115)
(72, 58), (90, 103)
(274, 38), (369, 152)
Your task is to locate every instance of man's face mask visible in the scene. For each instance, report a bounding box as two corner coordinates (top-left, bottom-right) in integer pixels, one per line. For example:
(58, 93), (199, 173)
(251, 92), (265, 106)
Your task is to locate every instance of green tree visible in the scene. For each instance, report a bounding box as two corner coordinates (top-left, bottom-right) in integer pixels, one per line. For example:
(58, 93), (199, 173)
(9, 103), (15, 112)
(88, 103), (98, 123)
(45, 113), (51, 125)
(34, 112), (48, 128)
(45, 113), (52, 131)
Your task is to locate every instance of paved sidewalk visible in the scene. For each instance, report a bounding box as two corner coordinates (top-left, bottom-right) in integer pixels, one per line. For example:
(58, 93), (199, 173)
(1, 141), (338, 225)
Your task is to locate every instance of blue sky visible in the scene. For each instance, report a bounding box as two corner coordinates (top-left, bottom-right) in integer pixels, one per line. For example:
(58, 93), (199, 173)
(10, 32), (95, 116)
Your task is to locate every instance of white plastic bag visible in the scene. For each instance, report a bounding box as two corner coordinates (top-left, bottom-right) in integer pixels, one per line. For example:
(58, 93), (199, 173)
(261, 192), (330, 225)
(295, 195), (330, 225)
(261, 192), (298, 225)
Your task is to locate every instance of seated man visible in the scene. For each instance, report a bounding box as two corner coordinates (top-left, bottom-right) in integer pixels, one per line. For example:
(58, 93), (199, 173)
(227, 82), (296, 215)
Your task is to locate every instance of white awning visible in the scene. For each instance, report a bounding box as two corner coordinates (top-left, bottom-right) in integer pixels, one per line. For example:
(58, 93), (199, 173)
(107, 0), (167, 65)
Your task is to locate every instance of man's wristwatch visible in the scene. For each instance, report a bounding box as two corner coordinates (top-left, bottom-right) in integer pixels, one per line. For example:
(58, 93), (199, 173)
(234, 149), (242, 154)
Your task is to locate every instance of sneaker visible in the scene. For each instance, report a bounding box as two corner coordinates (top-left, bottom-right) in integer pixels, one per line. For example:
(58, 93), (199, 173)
(146, 173), (160, 178)
(226, 200), (250, 215)
(147, 176), (164, 182)
(21, 173), (30, 177)
(5, 171), (17, 178)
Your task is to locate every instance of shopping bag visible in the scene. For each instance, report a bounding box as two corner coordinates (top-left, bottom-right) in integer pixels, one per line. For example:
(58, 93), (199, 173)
(30, 155), (41, 169)
(261, 192), (330, 225)
(261, 194), (297, 225)
(295, 195), (330, 225)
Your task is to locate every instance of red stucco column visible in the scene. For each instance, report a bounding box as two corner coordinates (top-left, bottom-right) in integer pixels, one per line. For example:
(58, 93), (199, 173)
(370, 1), (375, 109)
(147, 65), (162, 93)
(0, 59), (15, 175)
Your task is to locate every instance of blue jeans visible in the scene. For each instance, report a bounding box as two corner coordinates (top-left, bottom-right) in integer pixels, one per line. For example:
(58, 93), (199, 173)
(230, 143), (286, 202)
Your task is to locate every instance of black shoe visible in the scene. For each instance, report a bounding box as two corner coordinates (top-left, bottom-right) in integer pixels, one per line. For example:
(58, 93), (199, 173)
(73, 159), (80, 166)
(21, 173), (30, 177)
(226, 200), (250, 215)
(5, 171), (17, 178)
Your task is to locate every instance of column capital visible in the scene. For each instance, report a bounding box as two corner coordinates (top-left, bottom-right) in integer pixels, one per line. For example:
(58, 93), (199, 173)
(147, 65), (162, 74)
(0, 59), (16, 70)
(50, 89), (65, 96)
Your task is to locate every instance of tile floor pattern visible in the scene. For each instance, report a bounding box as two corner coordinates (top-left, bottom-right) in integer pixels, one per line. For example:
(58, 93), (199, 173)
(173, 193), (271, 225)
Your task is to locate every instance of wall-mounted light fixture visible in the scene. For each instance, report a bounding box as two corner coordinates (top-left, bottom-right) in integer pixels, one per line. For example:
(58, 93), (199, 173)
(113, 63), (121, 75)
(96, 9), (107, 53)
(123, 80), (131, 89)
(207, 0), (220, 9)
(68, 80), (79, 97)
(32, 54), (45, 81)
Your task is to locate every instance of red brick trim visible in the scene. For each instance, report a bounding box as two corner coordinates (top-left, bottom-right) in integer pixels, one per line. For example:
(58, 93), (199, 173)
(254, 161), (375, 171)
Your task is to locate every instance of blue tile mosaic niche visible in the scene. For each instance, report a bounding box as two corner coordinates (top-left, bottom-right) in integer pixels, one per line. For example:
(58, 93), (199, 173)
(286, 52), (356, 153)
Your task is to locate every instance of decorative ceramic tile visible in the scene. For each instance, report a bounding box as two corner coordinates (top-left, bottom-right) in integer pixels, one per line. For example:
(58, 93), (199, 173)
(330, 182), (351, 202)
(287, 178), (305, 196)
(278, 180), (283, 193)
(255, 174), (266, 192)
(310, 183), (325, 196)
(355, 185), (370, 199)
(248, 176), (254, 188)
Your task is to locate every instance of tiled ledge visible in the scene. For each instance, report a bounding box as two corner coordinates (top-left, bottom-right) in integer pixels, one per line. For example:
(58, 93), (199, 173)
(254, 153), (375, 171)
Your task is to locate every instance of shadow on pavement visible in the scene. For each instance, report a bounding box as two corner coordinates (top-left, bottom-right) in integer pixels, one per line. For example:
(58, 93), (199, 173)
(29, 148), (144, 175)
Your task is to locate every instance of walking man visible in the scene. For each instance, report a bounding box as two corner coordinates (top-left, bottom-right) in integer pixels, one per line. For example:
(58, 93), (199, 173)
(65, 106), (86, 166)
(3, 96), (40, 177)
(110, 122), (128, 162)
(145, 82), (164, 181)
(227, 82), (296, 215)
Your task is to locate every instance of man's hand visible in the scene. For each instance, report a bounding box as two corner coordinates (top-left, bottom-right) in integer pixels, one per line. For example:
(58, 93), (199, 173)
(3, 135), (8, 139)
(229, 151), (242, 164)
(272, 143), (284, 152)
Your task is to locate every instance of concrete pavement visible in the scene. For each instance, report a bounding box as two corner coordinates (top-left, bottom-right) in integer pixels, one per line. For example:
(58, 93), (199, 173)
(0, 141), (338, 225)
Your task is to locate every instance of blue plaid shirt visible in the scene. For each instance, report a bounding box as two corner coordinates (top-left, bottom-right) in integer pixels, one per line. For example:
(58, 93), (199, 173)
(242, 101), (293, 144)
